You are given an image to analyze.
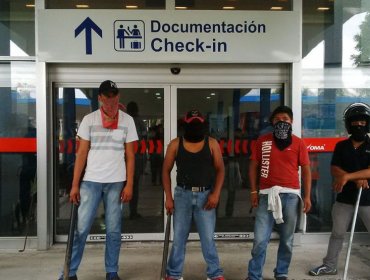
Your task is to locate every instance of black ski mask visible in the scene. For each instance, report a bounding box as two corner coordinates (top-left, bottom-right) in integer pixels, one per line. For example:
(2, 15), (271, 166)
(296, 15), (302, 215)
(273, 121), (292, 150)
(349, 125), (368, 142)
(183, 121), (205, 143)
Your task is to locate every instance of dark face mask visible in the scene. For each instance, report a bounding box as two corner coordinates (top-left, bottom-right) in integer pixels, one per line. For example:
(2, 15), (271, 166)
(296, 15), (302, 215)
(273, 121), (292, 150)
(183, 122), (205, 143)
(349, 125), (368, 142)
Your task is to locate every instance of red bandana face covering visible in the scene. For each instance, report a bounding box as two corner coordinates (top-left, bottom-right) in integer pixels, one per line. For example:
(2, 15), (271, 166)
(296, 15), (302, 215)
(100, 95), (119, 129)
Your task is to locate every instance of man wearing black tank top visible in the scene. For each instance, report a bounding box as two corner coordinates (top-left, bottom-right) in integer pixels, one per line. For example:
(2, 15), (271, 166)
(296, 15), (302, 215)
(162, 110), (226, 280)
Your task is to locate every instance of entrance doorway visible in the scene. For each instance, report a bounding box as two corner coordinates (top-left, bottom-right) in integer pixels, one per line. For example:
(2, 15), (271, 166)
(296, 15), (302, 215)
(50, 64), (288, 242)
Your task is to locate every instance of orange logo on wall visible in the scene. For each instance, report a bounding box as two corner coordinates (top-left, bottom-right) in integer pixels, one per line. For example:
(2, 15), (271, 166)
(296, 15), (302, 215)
(303, 137), (346, 153)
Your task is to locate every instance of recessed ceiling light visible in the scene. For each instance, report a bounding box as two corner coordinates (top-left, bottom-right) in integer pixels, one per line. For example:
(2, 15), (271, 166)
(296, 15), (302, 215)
(210, 93), (216, 96)
(176, 6), (188, 10)
(26, 4), (35, 8)
(157, 96), (162, 99)
(223, 6), (235, 10)
(126, 5), (138, 9)
(271, 6), (283, 10)
(317, 7), (330, 11)
(206, 96), (211, 99)
(155, 92), (161, 96)
(76, 4), (89, 8)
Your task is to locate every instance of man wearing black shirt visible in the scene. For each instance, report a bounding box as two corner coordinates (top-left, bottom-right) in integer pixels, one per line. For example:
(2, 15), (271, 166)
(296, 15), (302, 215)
(309, 103), (370, 276)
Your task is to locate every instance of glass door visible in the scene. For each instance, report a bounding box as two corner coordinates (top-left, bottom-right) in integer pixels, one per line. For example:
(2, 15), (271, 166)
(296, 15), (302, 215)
(54, 84), (168, 241)
(49, 63), (289, 243)
(174, 85), (284, 239)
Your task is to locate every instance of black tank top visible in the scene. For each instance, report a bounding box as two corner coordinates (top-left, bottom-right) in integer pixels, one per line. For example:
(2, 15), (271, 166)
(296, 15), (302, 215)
(176, 137), (215, 187)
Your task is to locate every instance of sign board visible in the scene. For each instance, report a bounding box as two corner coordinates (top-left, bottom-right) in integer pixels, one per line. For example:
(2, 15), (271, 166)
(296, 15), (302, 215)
(38, 10), (300, 63)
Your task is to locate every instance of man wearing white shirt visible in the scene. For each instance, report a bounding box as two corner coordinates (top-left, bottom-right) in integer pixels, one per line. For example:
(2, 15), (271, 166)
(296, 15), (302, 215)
(58, 80), (138, 280)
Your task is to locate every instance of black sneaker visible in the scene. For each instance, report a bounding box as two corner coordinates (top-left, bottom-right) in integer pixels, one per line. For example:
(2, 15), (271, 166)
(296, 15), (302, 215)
(106, 272), (121, 280)
(275, 276), (287, 280)
(309, 264), (337, 276)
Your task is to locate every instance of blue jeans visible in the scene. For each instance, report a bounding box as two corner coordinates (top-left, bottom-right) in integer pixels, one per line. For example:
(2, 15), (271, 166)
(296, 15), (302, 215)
(166, 186), (224, 279)
(248, 193), (299, 280)
(63, 181), (124, 278)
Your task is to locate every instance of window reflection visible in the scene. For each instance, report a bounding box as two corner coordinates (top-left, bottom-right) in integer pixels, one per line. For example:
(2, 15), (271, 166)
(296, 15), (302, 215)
(302, 1), (370, 233)
(303, 88), (370, 138)
(175, 0), (292, 11)
(0, 62), (36, 237)
(46, 0), (165, 9)
(0, 2), (35, 56)
(45, 0), (292, 10)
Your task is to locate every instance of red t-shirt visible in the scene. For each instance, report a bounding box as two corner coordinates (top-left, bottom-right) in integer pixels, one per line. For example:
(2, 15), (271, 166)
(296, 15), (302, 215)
(251, 133), (310, 190)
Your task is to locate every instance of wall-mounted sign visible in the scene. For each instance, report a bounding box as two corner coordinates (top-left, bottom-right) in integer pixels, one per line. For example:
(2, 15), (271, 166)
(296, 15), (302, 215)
(38, 10), (300, 63)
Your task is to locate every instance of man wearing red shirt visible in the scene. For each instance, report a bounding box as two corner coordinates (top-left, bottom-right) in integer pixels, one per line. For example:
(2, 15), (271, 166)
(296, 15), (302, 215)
(245, 105), (312, 280)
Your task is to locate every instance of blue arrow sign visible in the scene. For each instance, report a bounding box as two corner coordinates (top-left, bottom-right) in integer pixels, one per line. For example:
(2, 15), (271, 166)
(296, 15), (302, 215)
(75, 17), (102, 55)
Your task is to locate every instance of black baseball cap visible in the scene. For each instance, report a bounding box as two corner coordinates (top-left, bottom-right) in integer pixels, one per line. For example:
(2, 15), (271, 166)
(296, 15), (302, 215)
(98, 80), (119, 96)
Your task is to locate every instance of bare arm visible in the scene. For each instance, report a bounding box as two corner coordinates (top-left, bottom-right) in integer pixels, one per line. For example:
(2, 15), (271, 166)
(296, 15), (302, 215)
(331, 165), (347, 178)
(301, 164), (312, 213)
(121, 141), (135, 202)
(204, 137), (225, 210)
(162, 139), (178, 214)
(70, 138), (90, 204)
(332, 167), (370, 192)
(249, 159), (259, 208)
(346, 169), (370, 181)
